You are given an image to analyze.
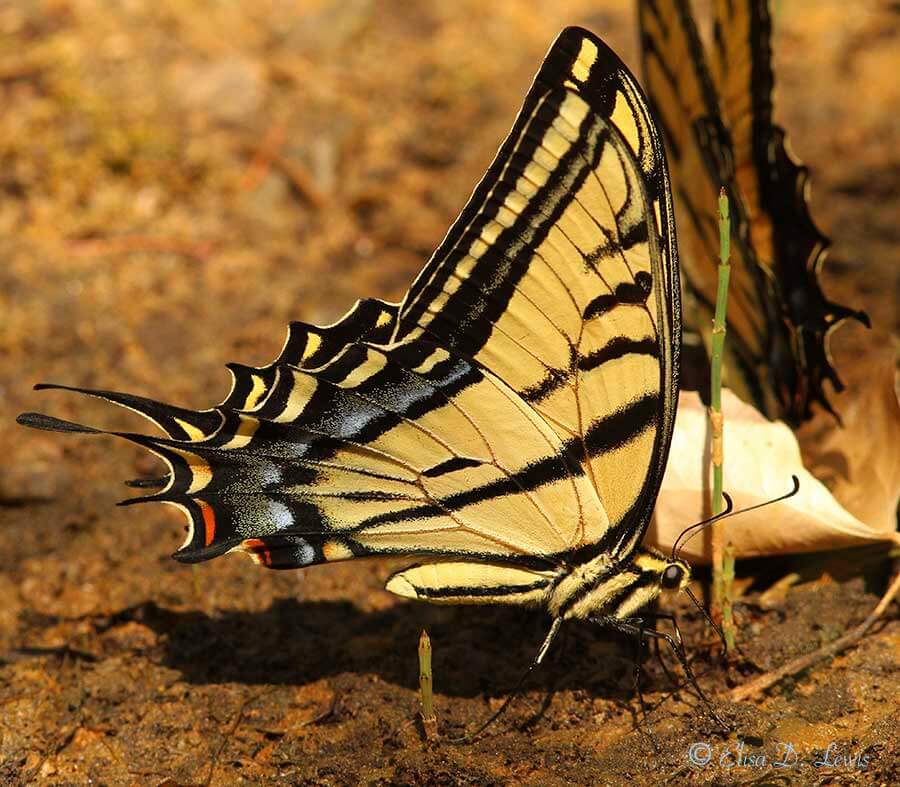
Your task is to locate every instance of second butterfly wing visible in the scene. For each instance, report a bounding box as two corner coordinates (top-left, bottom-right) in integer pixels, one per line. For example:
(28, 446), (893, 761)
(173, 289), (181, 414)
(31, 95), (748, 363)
(639, 0), (867, 422)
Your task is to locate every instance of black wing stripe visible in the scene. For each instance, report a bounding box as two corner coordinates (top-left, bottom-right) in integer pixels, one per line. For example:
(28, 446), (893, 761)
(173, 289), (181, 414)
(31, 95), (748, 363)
(353, 392), (657, 532)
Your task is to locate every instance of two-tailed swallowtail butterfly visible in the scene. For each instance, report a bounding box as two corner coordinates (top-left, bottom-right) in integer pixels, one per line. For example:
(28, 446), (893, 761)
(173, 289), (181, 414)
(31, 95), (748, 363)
(638, 0), (869, 423)
(20, 27), (711, 728)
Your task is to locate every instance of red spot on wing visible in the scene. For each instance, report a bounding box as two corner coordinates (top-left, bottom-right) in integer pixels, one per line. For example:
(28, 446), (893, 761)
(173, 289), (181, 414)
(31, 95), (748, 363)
(196, 499), (216, 547)
(241, 538), (272, 567)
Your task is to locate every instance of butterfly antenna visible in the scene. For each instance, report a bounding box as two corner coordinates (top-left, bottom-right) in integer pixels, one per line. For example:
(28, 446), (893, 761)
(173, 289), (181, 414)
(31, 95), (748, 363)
(672, 475), (800, 560)
(448, 617), (563, 744)
(670, 492), (734, 559)
(675, 479), (800, 661)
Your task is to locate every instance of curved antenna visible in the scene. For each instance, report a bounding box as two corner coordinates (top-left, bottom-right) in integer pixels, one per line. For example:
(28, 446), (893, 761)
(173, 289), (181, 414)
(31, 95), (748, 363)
(670, 492), (734, 559)
(672, 475), (800, 560)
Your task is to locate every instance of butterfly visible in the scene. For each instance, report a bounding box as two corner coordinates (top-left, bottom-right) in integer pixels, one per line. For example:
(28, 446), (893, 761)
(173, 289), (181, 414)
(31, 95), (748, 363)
(20, 27), (709, 729)
(638, 0), (868, 423)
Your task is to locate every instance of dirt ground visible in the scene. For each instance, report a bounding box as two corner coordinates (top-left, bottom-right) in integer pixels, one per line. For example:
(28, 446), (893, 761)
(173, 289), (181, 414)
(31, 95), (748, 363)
(1, 1), (898, 784)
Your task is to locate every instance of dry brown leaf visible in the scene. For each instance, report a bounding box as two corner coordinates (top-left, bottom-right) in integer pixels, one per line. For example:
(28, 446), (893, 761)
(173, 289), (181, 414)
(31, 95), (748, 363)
(797, 341), (900, 536)
(646, 384), (900, 563)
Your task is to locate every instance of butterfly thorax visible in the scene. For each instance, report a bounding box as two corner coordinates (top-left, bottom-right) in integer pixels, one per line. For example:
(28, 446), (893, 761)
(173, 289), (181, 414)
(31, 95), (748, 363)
(548, 549), (690, 621)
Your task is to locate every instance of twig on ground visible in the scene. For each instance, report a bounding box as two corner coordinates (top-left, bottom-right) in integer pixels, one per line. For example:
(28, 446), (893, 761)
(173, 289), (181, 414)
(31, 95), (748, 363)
(299, 691), (340, 727)
(239, 124), (328, 210)
(0, 54), (46, 82)
(240, 122), (288, 191)
(274, 153), (329, 210)
(204, 692), (267, 787)
(730, 571), (900, 702)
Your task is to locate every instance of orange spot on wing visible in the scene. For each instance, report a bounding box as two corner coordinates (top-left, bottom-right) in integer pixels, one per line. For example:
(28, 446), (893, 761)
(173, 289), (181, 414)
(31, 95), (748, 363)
(241, 538), (272, 567)
(196, 499), (216, 547)
(322, 540), (353, 562)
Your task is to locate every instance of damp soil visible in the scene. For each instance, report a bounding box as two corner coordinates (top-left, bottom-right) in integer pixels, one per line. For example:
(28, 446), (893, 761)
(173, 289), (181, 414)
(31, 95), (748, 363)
(1, 1), (898, 785)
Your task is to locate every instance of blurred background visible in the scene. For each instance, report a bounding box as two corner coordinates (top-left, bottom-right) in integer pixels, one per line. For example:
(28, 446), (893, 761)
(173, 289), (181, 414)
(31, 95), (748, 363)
(1, 1), (897, 782)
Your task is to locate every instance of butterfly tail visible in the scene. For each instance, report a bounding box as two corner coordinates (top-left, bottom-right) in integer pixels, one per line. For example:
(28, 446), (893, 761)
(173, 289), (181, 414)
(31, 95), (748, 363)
(17, 396), (361, 569)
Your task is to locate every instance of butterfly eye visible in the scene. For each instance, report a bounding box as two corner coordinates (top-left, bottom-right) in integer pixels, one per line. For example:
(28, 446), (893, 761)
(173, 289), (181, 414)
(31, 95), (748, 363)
(661, 564), (683, 590)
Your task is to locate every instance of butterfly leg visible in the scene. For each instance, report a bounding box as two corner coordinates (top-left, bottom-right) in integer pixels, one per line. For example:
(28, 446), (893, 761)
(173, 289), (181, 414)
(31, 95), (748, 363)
(587, 615), (658, 747)
(643, 610), (717, 723)
(450, 616), (564, 743)
(634, 612), (693, 719)
(520, 628), (568, 732)
(590, 616), (728, 729)
(635, 623), (729, 728)
(645, 611), (684, 689)
(632, 618), (661, 751)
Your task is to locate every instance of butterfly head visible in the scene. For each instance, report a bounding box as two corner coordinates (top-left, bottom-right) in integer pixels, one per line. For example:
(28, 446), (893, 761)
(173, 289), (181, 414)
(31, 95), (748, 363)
(660, 557), (691, 593)
(579, 549), (694, 622)
(634, 549), (691, 597)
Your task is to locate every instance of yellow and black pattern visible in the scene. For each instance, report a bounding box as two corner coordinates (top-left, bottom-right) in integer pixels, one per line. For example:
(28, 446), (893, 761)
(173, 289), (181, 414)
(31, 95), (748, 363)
(638, 0), (867, 422)
(395, 29), (680, 563)
(20, 28), (684, 621)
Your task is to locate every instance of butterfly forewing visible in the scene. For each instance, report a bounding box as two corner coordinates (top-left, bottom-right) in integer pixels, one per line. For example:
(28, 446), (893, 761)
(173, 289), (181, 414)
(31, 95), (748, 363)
(395, 28), (680, 560)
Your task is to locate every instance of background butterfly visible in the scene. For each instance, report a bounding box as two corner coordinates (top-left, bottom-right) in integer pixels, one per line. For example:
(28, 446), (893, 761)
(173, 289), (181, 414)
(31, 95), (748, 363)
(638, 0), (868, 423)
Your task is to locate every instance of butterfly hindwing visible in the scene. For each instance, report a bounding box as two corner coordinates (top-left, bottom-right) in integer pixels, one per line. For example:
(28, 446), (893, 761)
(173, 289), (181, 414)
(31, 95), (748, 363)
(223, 297), (400, 412)
(106, 336), (606, 568)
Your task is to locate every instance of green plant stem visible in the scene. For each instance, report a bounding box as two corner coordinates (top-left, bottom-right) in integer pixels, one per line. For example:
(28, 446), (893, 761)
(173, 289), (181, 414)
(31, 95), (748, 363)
(418, 630), (438, 739)
(723, 543), (736, 650)
(710, 187), (735, 650)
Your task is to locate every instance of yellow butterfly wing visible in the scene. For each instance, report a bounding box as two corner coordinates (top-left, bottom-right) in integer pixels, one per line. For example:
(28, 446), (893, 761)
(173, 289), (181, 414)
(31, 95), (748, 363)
(20, 29), (680, 597)
(393, 29), (680, 561)
(708, 0), (868, 418)
(639, 0), (867, 422)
